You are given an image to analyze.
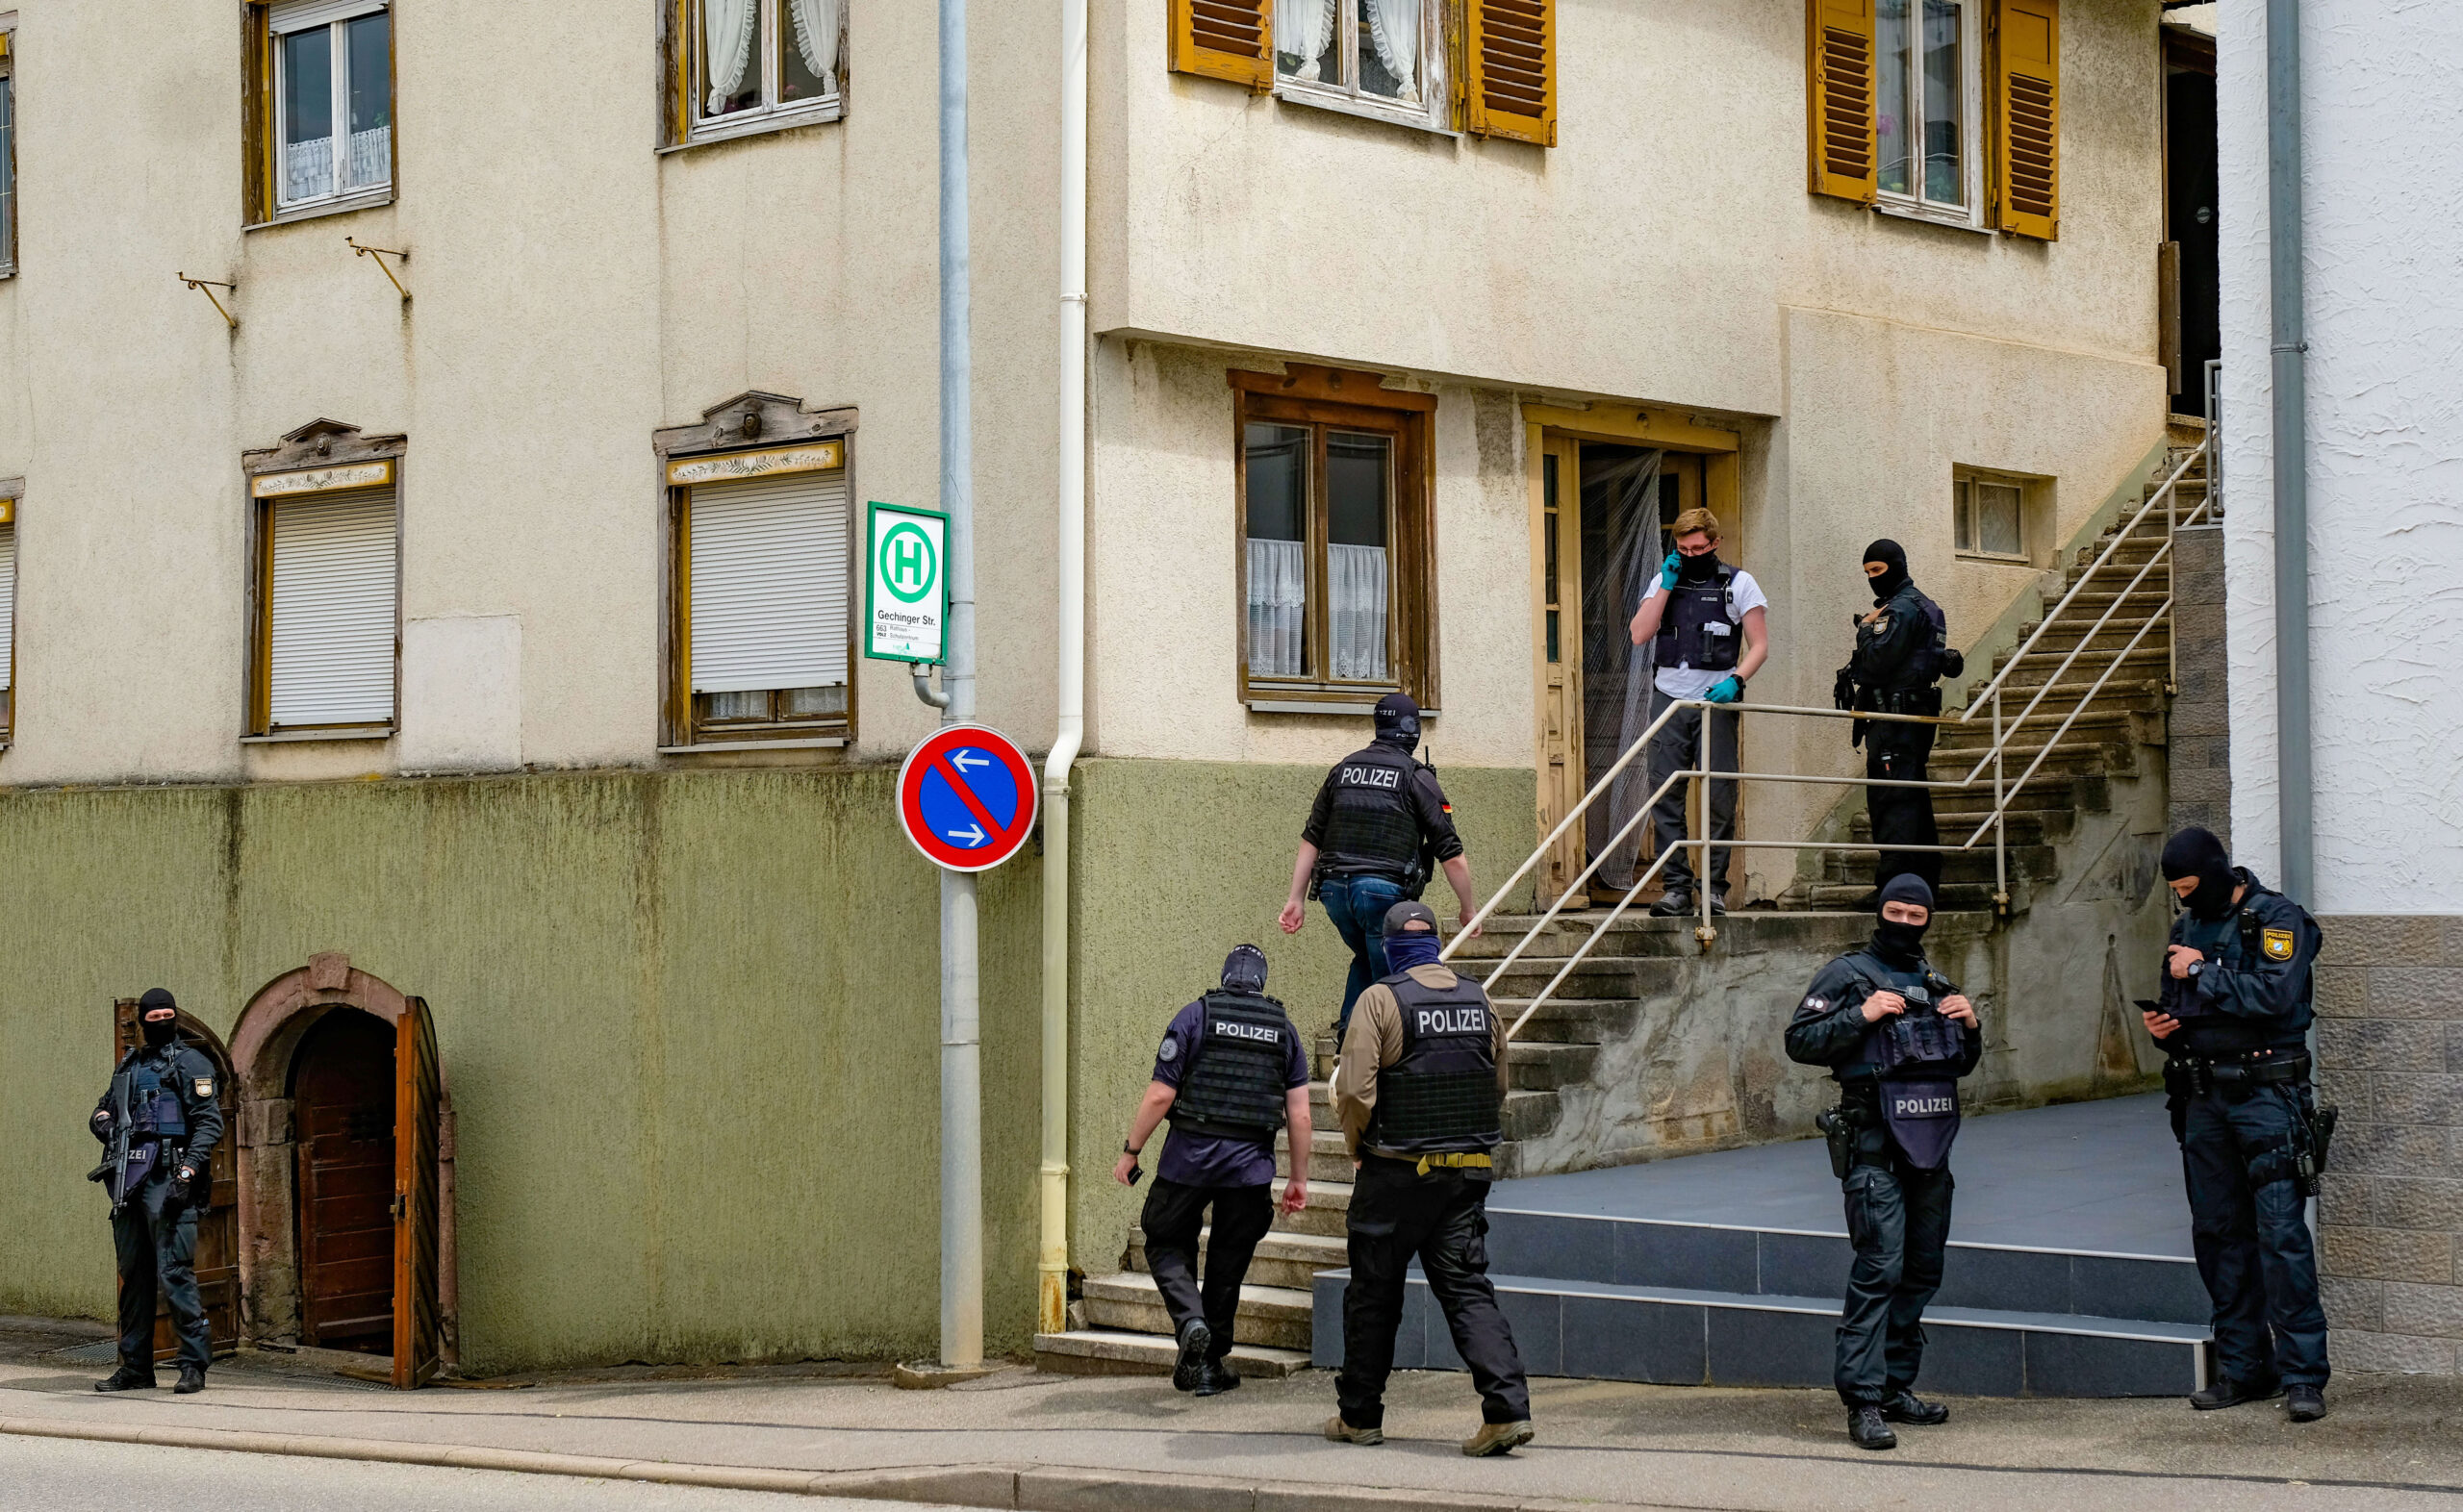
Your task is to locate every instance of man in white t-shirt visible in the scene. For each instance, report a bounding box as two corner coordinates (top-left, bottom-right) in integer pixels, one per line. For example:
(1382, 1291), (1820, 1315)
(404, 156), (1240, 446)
(1625, 507), (1770, 914)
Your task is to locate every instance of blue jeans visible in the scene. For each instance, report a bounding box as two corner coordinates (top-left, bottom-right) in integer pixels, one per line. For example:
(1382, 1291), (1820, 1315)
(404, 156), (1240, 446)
(1320, 873), (1406, 1042)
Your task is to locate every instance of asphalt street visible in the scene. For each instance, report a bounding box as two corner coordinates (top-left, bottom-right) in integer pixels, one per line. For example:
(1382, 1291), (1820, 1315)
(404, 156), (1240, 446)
(0, 1434), (935, 1512)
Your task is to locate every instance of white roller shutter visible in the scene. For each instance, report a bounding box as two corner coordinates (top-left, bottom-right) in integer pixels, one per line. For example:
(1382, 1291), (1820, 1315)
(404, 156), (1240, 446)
(688, 468), (850, 694)
(267, 487), (396, 727)
(0, 522), (13, 693)
(268, 0), (384, 35)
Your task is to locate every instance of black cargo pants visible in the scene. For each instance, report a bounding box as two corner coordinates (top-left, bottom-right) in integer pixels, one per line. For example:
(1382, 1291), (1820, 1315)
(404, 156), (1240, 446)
(1836, 1135), (1953, 1407)
(1866, 718), (1940, 895)
(1336, 1156), (1530, 1430)
(1140, 1177), (1276, 1361)
(2180, 1082), (2330, 1388)
(113, 1172), (209, 1375)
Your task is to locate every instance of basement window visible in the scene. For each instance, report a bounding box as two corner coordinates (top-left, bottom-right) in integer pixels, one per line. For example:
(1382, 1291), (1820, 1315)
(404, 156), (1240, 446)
(1953, 473), (2029, 563)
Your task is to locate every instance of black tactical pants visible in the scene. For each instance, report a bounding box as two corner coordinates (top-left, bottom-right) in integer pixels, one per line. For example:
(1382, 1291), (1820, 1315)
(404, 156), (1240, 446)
(1337, 1157), (1530, 1430)
(1866, 719), (1940, 895)
(1836, 1146), (1953, 1406)
(112, 1173), (208, 1375)
(1140, 1177), (1276, 1361)
(1646, 688), (1739, 900)
(2181, 1083), (2330, 1388)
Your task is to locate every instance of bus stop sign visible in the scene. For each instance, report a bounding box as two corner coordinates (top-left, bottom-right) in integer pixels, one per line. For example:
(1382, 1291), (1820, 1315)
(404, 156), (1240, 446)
(897, 723), (1038, 872)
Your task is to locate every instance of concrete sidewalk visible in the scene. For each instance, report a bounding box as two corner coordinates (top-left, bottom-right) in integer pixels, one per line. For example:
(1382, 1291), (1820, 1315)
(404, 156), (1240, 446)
(5, 1319), (2461, 1512)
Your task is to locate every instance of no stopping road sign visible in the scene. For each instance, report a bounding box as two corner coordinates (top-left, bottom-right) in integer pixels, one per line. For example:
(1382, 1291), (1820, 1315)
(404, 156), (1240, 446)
(896, 723), (1039, 871)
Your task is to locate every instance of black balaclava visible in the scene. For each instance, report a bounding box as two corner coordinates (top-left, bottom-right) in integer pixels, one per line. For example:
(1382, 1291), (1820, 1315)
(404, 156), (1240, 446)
(1675, 544), (1723, 584)
(1373, 693), (1422, 752)
(1863, 539), (1911, 603)
(2162, 826), (2240, 921)
(1871, 875), (1933, 967)
(1382, 899), (1445, 972)
(1220, 944), (1269, 995)
(138, 987), (179, 1049)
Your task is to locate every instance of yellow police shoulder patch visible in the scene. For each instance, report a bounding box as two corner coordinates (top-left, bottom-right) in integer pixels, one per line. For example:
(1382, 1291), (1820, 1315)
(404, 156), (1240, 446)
(193, 1077), (215, 1098)
(2261, 927), (2296, 962)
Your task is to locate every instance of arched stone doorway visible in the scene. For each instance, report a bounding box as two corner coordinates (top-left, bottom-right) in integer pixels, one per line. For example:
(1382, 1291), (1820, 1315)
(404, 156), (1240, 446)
(229, 953), (453, 1387)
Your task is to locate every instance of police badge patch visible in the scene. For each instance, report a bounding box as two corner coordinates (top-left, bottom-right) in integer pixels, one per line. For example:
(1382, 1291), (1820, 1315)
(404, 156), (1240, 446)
(1801, 995), (1828, 1014)
(194, 1078), (215, 1097)
(1157, 1036), (1180, 1062)
(2261, 928), (2296, 962)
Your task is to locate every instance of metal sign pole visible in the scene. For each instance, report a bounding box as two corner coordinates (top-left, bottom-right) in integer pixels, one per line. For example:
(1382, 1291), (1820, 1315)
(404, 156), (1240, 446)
(937, 0), (982, 1372)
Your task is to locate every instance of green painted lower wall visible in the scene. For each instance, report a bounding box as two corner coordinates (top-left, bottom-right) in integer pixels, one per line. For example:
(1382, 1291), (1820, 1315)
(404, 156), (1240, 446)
(1063, 757), (1536, 1273)
(0, 755), (1538, 1373)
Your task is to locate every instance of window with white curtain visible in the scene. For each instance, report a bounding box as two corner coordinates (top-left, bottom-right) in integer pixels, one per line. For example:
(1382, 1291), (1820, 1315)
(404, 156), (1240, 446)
(0, 34), (17, 277)
(270, 0), (392, 214)
(1235, 375), (1432, 708)
(1954, 473), (2029, 561)
(672, 445), (852, 743)
(255, 478), (399, 732)
(1874, 0), (1983, 226)
(0, 496), (15, 740)
(1274, 0), (1448, 131)
(686, 0), (845, 140)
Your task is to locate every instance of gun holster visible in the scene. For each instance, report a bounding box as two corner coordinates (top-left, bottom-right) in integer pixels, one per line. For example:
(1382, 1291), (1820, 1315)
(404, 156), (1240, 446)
(1816, 1107), (1858, 1180)
(2296, 1101), (2339, 1198)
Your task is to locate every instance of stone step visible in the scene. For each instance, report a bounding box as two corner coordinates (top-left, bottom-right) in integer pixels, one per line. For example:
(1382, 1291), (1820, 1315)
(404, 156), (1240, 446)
(1801, 880), (2002, 911)
(1277, 1128), (1356, 1183)
(1130, 1227), (1350, 1293)
(1033, 1329), (1312, 1380)
(1822, 841), (2056, 884)
(1509, 1039), (1599, 1091)
(1083, 1272), (1316, 1351)
(1481, 996), (1643, 1045)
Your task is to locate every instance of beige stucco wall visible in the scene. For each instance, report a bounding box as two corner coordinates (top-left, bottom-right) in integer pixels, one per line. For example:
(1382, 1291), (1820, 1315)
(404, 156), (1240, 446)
(0, 1), (1058, 788)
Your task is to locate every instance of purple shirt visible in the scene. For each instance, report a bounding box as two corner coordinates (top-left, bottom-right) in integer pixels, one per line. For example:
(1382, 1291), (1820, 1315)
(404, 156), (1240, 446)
(1151, 998), (1310, 1189)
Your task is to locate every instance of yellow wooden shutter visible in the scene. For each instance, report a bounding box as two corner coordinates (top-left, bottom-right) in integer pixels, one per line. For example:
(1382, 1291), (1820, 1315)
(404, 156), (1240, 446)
(1170, 0), (1272, 89)
(1994, 0), (2061, 239)
(1807, 0), (1877, 202)
(1465, 0), (1556, 146)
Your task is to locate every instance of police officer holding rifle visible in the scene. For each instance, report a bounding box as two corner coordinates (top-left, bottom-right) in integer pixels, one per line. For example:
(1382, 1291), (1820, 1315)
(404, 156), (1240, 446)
(1786, 877), (1979, 1450)
(2142, 826), (2331, 1422)
(89, 989), (223, 1395)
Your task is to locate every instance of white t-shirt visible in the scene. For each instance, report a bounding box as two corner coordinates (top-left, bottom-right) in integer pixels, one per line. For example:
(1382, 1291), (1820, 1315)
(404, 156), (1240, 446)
(1639, 568), (1769, 699)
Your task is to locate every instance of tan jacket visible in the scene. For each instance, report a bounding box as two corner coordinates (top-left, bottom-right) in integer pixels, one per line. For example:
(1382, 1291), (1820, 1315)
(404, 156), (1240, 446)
(1333, 963), (1511, 1162)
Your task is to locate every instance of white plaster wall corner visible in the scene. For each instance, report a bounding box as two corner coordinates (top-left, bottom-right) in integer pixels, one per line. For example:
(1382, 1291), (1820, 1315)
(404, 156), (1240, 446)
(398, 616), (523, 774)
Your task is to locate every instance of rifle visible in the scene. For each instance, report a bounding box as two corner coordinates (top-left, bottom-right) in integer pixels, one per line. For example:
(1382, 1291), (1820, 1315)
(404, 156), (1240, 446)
(87, 1057), (135, 1215)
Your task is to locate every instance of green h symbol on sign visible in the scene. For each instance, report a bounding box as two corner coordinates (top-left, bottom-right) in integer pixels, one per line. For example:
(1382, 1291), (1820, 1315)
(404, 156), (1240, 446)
(883, 523), (938, 604)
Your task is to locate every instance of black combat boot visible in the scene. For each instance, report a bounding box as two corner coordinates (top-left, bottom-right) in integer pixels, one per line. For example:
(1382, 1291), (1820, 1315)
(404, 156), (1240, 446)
(93, 1368), (156, 1392)
(174, 1364), (206, 1396)
(1881, 1390), (1948, 1425)
(2286, 1386), (2327, 1422)
(2189, 1374), (2282, 1410)
(1192, 1358), (1241, 1398)
(1171, 1319), (1211, 1393)
(1847, 1405), (1897, 1450)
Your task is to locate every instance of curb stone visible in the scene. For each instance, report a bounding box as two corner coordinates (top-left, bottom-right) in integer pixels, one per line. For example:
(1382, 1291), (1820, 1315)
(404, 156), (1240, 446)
(0, 1417), (1626, 1511)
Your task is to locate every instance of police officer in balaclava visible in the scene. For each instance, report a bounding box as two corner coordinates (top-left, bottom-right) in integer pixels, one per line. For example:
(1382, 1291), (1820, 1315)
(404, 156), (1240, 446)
(1114, 945), (1311, 1396)
(2142, 826), (2330, 1422)
(1280, 693), (1482, 1044)
(1837, 541), (1961, 899)
(1787, 877), (1981, 1450)
(89, 988), (224, 1394)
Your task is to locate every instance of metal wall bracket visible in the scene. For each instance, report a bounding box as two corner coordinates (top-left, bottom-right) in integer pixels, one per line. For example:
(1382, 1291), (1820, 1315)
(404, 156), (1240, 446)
(178, 273), (238, 329)
(346, 238), (411, 303)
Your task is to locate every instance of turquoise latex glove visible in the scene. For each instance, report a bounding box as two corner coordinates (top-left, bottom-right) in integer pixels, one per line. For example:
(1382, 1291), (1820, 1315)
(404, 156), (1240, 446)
(1704, 675), (1743, 705)
(1659, 551), (1682, 591)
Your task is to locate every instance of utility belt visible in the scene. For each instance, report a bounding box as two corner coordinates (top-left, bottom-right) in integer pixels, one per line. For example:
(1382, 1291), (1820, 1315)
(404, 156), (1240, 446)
(1365, 1149), (1494, 1178)
(1308, 856), (1428, 902)
(1165, 1117), (1275, 1144)
(2166, 1049), (2310, 1097)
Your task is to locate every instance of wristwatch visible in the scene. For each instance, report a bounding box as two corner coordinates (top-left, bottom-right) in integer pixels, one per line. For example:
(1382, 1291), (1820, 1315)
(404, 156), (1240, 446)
(1123, 1142), (1142, 1156)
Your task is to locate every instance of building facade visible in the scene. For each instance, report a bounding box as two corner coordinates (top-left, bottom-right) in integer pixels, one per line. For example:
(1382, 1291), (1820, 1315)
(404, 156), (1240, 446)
(0, 0), (2180, 1372)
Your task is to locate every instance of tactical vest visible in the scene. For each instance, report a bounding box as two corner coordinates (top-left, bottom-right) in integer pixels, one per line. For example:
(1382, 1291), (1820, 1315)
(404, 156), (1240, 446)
(2166, 894), (2317, 1059)
(1653, 565), (1741, 672)
(128, 1057), (189, 1141)
(1169, 992), (1295, 1139)
(1855, 586), (1958, 693)
(1844, 959), (1967, 1171)
(1315, 743), (1426, 880)
(1366, 970), (1502, 1155)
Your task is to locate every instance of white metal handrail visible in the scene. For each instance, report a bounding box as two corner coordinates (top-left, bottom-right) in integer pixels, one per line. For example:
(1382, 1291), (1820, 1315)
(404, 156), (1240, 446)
(1452, 430), (2212, 1040)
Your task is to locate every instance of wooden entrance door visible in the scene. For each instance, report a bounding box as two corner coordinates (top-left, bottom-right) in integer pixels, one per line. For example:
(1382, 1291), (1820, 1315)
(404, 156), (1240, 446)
(293, 1010), (396, 1353)
(112, 1001), (238, 1364)
(392, 996), (443, 1389)
(1535, 436), (1587, 906)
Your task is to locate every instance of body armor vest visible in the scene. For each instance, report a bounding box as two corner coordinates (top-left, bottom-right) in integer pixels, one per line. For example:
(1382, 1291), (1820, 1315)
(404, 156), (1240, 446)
(1315, 743), (1427, 879)
(128, 1058), (189, 1141)
(1855, 585), (1956, 693)
(2165, 898), (2314, 1059)
(1367, 970), (1502, 1155)
(1169, 992), (1295, 1139)
(1653, 565), (1740, 672)
(1846, 960), (1966, 1171)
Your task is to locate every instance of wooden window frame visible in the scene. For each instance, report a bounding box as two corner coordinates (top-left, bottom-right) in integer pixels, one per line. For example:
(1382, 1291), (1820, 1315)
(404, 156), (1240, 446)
(0, 482), (18, 746)
(664, 0), (846, 151)
(653, 392), (860, 752)
(241, 421), (406, 741)
(248, 2), (396, 225)
(1232, 367), (1437, 715)
(1870, 0), (1988, 231)
(0, 29), (16, 278)
(1270, 0), (1453, 136)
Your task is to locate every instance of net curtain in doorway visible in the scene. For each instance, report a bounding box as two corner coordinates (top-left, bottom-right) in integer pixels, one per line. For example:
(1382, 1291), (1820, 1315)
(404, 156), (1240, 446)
(1582, 448), (1665, 892)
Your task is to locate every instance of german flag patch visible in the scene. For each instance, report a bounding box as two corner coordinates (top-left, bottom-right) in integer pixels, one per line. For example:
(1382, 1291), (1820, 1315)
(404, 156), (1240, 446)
(2261, 928), (2296, 962)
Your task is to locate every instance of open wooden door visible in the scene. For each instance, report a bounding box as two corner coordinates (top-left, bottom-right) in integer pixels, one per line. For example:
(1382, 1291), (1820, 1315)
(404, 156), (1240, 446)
(112, 999), (240, 1363)
(392, 996), (443, 1388)
(1534, 435), (1587, 907)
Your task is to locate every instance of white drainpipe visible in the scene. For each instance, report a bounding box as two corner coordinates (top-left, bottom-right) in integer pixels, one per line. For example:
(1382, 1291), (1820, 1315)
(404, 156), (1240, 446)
(1039, 0), (1089, 1337)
